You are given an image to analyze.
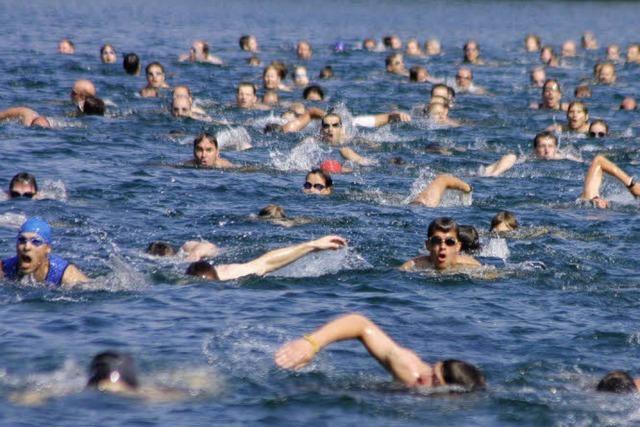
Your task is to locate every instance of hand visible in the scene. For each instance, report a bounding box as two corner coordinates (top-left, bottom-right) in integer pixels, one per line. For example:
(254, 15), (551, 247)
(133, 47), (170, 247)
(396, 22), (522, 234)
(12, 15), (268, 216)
(181, 241), (220, 262)
(389, 112), (412, 123)
(275, 338), (316, 370)
(311, 235), (347, 250)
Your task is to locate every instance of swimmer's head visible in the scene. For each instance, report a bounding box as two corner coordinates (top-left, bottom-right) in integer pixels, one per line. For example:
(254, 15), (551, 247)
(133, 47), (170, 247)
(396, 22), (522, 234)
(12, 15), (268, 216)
(18, 217), (51, 244)
(426, 103), (448, 122)
(185, 260), (219, 280)
(82, 96), (105, 116)
(409, 65), (428, 83)
(30, 116), (51, 128)
(363, 38), (377, 51)
(574, 84), (591, 99)
(264, 123), (283, 134)
(596, 61), (616, 85)
(431, 84), (455, 104)
(455, 67), (473, 90)
(296, 40), (312, 60)
(262, 90), (279, 106)
(567, 101), (589, 131)
(588, 119), (609, 138)
(533, 131), (558, 159)
(247, 56), (261, 67)
(100, 44), (117, 64)
(426, 217), (462, 270)
(9, 172), (38, 199)
(263, 65), (281, 90)
(425, 39), (441, 56)
(620, 97), (637, 111)
(172, 96), (192, 118)
(320, 113), (345, 144)
(303, 85), (324, 101)
(303, 168), (333, 196)
(383, 35), (402, 50)
(530, 67), (546, 87)
(524, 34), (541, 52)
(458, 225), (480, 253)
(87, 351), (139, 391)
(542, 79), (562, 106)
(123, 53), (141, 75)
(597, 371), (638, 393)
(71, 79), (97, 106)
(145, 62), (166, 88)
(607, 44), (621, 61)
(490, 211), (519, 233)
(193, 133), (219, 167)
(16, 217), (53, 274)
(292, 66), (309, 87)
(319, 66), (334, 80)
(239, 34), (258, 52)
(146, 241), (176, 257)
(540, 45), (556, 64)
(581, 31), (598, 50)
(440, 359), (486, 392)
(258, 204), (286, 220)
(236, 82), (258, 109)
(561, 40), (577, 57)
(58, 39), (75, 54)
(385, 52), (405, 74)
(463, 40), (480, 63)
(405, 38), (421, 55)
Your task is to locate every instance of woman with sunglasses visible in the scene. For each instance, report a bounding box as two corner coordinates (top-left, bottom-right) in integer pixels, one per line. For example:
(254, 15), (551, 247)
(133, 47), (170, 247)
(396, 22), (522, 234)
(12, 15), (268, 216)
(0, 217), (87, 287)
(401, 217), (481, 271)
(302, 169), (333, 196)
(7, 172), (38, 200)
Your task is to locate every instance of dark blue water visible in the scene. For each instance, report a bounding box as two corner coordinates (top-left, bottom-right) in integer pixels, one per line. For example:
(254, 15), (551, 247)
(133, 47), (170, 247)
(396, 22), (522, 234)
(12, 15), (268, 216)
(1, 0), (640, 425)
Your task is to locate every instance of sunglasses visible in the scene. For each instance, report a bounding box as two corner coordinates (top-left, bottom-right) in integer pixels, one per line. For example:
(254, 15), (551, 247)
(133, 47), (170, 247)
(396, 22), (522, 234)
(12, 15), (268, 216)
(428, 236), (457, 247)
(17, 235), (46, 247)
(304, 182), (326, 191)
(10, 191), (35, 199)
(589, 131), (606, 138)
(322, 122), (342, 129)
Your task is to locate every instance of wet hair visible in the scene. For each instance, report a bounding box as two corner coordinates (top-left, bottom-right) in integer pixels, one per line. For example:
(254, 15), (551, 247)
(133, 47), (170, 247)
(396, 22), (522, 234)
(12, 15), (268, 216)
(382, 36), (393, 48)
(237, 82), (257, 95)
(303, 85), (325, 100)
(83, 96), (105, 116)
(9, 172), (38, 193)
(194, 133), (218, 149)
(319, 66), (334, 79)
(458, 225), (480, 253)
(568, 101), (588, 116)
(431, 84), (455, 100)
(409, 66), (426, 82)
(123, 53), (140, 75)
(258, 204), (286, 219)
(307, 168), (333, 188)
(200, 41), (210, 56)
(589, 119), (609, 135)
(597, 370), (636, 393)
(322, 113), (342, 126)
(100, 44), (115, 56)
(463, 40), (479, 51)
(146, 241), (176, 256)
(263, 90), (279, 104)
(427, 217), (459, 239)
(185, 260), (219, 280)
(239, 35), (252, 50)
(385, 53), (402, 67)
(145, 61), (164, 75)
(247, 56), (261, 66)
(490, 211), (519, 232)
(533, 131), (558, 149)
(441, 359), (486, 392)
(543, 79), (562, 93)
(524, 34), (541, 48)
(87, 351), (139, 389)
(264, 123), (283, 134)
(574, 84), (591, 98)
(269, 61), (288, 80)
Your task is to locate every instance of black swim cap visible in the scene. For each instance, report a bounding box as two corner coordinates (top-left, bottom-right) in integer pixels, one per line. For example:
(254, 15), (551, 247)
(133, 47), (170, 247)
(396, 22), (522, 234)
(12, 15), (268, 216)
(87, 351), (139, 389)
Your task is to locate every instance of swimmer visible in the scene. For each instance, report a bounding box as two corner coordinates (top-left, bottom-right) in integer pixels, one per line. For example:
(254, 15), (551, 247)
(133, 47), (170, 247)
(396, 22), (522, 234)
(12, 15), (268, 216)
(235, 82), (269, 110)
(0, 217), (87, 287)
(263, 64), (292, 92)
(409, 66), (431, 83)
(463, 40), (484, 65)
(561, 40), (577, 58)
(606, 44), (621, 62)
(171, 95), (213, 122)
(172, 85), (208, 116)
(540, 45), (559, 67)
(319, 159), (352, 174)
(185, 235), (346, 281)
(383, 35), (402, 50)
(303, 168), (333, 195)
(530, 67), (546, 88)
(147, 240), (219, 262)
(627, 43), (640, 64)
(595, 61), (616, 84)
(256, 204), (312, 228)
(178, 40), (223, 64)
(405, 38), (423, 57)
(123, 53), (141, 75)
(490, 211), (519, 233)
(411, 174), (472, 208)
(581, 31), (598, 50)
(596, 371), (640, 393)
(401, 217), (481, 271)
(0, 107), (50, 128)
(275, 313), (485, 392)
(318, 66), (334, 79)
(239, 34), (259, 52)
(546, 101), (590, 134)
(620, 97), (637, 111)
(574, 84), (591, 99)
(363, 38), (377, 51)
(424, 102), (460, 127)
(296, 40), (313, 60)
(531, 79), (568, 111)
(262, 90), (279, 106)
(81, 96), (106, 116)
(524, 34), (541, 52)
(303, 85), (324, 101)
(292, 66), (309, 87)
(70, 79), (97, 111)
(58, 38), (75, 54)
(588, 119), (608, 138)
(579, 155), (640, 209)
(183, 133), (235, 169)
(247, 55), (261, 67)
(424, 38), (441, 56)
(455, 67), (487, 95)
(430, 84), (456, 106)
(100, 44), (117, 64)
(7, 172), (39, 200)
(140, 62), (169, 97)
(482, 132), (578, 177)
(458, 224), (480, 253)
(385, 53), (409, 76)
(320, 111), (411, 145)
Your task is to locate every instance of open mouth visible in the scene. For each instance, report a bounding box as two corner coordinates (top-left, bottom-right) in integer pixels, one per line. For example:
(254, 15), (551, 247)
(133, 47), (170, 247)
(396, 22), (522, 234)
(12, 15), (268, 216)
(437, 253), (447, 263)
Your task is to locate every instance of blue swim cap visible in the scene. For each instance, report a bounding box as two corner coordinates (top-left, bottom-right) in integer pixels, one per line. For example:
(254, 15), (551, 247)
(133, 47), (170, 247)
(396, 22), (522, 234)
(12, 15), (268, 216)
(18, 217), (52, 245)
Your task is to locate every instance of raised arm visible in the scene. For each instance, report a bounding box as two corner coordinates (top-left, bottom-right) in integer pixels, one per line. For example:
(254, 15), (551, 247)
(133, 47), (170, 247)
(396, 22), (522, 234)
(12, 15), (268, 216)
(482, 153), (517, 177)
(412, 174), (472, 207)
(214, 235), (346, 281)
(282, 112), (312, 133)
(581, 155), (640, 206)
(0, 107), (39, 126)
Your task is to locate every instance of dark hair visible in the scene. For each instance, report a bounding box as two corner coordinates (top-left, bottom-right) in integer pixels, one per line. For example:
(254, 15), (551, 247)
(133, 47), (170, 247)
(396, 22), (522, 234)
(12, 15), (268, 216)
(533, 131), (558, 149)
(200, 41), (210, 56)
(268, 61), (288, 80)
(239, 35), (251, 50)
(264, 123), (283, 134)
(597, 370), (636, 393)
(194, 133), (218, 149)
(303, 85), (325, 100)
(382, 36), (393, 48)
(385, 53), (402, 67)
(83, 96), (105, 116)
(322, 113), (342, 126)
(185, 260), (219, 280)
(100, 44), (115, 55)
(463, 40), (479, 51)
(319, 66), (334, 79)
(543, 78), (562, 93)
(123, 53), (140, 75)
(307, 168), (333, 188)
(490, 211), (519, 232)
(409, 66), (425, 82)
(568, 101), (588, 116)
(146, 241), (176, 256)
(145, 61), (164, 75)
(431, 84), (455, 100)
(458, 225), (480, 253)
(574, 84), (591, 98)
(9, 172), (38, 193)
(589, 119), (609, 134)
(237, 82), (257, 95)
(87, 351), (139, 389)
(427, 217), (459, 239)
(259, 204), (286, 219)
(441, 359), (486, 392)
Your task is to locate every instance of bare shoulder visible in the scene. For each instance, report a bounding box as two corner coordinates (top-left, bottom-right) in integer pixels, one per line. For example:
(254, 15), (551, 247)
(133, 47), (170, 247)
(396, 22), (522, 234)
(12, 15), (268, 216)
(61, 264), (88, 287)
(457, 255), (481, 267)
(400, 256), (430, 271)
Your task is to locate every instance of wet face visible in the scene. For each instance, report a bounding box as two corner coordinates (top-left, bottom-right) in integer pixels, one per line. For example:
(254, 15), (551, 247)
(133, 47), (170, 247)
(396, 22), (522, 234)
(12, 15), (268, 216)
(146, 65), (166, 88)
(71, 80), (96, 105)
(247, 36), (258, 52)
(428, 104), (448, 122)
(194, 138), (218, 167)
(589, 122), (608, 138)
(627, 45), (640, 62)
(390, 36), (402, 50)
(406, 40), (420, 55)
(426, 39), (441, 55)
(363, 39), (376, 51)
(597, 64), (616, 84)
(387, 54), (405, 74)
(427, 229), (461, 270)
(303, 172), (331, 195)
(542, 82), (561, 106)
(236, 85), (257, 108)
(464, 42), (479, 62)
(16, 232), (50, 274)
(58, 40), (74, 54)
(294, 67), (309, 86)
(567, 104), (588, 130)
(455, 68), (472, 89)
(561, 40), (576, 57)
(172, 97), (192, 117)
(297, 41), (312, 60)
(172, 86), (191, 101)
(320, 115), (345, 144)
(525, 35), (540, 52)
(101, 45), (117, 64)
(621, 97), (637, 110)
(540, 47), (553, 63)
(9, 182), (37, 199)
(607, 44), (620, 60)
(263, 67), (280, 90)
(531, 69), (546, 87)
(534, 136), (557, 159)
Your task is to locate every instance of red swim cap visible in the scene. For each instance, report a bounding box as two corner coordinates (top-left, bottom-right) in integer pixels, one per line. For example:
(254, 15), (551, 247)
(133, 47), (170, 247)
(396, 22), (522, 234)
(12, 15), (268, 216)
(320, 159), (342, 173)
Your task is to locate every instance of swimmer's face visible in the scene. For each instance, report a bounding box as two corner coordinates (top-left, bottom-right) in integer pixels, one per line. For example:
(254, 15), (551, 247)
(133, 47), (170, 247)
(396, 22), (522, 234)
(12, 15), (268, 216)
(320, 115), (345, 144)
(294, 68), (309, 86)
(297, 41), (312, 60)
(390, 36), (402, 50)
(247, 36), (258, 52)
(531, 69), (546, 87)
(455, 69), (472, 89)
(236, 85), (257, 108)
(543, 82), (561, 106)
(561, 41), (576, 57)
(589, 122), (608, 138)
(525, 35), (540, 52)
(597, 64), (616, 84)
(363, 39), (376, 51)
(426, 39), (441, 55)
(263, 67), (280, 90)
(621, 98), (637, 110)
(58, 40), (75, 54)
(387, 55), (405, 74)
(305, 90), (322, 101)
(406, 40), (420, 55)
(146, 65), (166, 88)
(464, 41), (479, 62)
(534, 136), (557, 159)
(172, 97), (192, 118)
(426, 230), (461, 270)
(431, 87), (449, 100)
(194, 138), (218, 167)
(540, 47), (553, 63)
(303, 172), (331, 195)
(427, 104), (448, 122)
(492, 222), (514, 233)
(567, 104), (588, 130)
(172, 86), (191, 101)
(627, 45), (640, 62)
(101, 45), (117, 64)
(263, 92), (279, 105)
(16, 232), (51, 275)
(607, 45), (620, 60)
(10, 182), (37, 199)
(71, 80), (96, 104)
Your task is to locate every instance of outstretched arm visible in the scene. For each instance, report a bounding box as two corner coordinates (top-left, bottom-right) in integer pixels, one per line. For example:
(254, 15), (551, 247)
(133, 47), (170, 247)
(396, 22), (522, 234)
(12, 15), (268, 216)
(340, 147), (374, 166)
(275, 313), (429, 386)
(353, 112), (411, 128)
(0, 107), (39, 126)
(581, 155), (640, 206)
(282, 112), (312, 133)
(412, 174), (472, 207)
(482, 154), (517, 177)
(214, 235), (346, 281)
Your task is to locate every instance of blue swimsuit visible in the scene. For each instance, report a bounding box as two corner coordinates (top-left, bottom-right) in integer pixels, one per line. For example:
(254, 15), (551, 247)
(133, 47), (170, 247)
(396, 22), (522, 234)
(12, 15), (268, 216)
(2, 255), (69, 287)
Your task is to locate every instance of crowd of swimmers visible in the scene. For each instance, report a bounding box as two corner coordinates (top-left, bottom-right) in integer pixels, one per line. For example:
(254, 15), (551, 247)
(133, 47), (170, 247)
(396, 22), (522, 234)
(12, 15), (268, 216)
(2, 29), (640, 402)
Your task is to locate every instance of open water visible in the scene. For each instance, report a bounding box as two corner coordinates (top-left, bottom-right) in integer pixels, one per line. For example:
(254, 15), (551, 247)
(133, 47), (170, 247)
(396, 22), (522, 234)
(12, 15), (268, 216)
(1, 0), (640, 425)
